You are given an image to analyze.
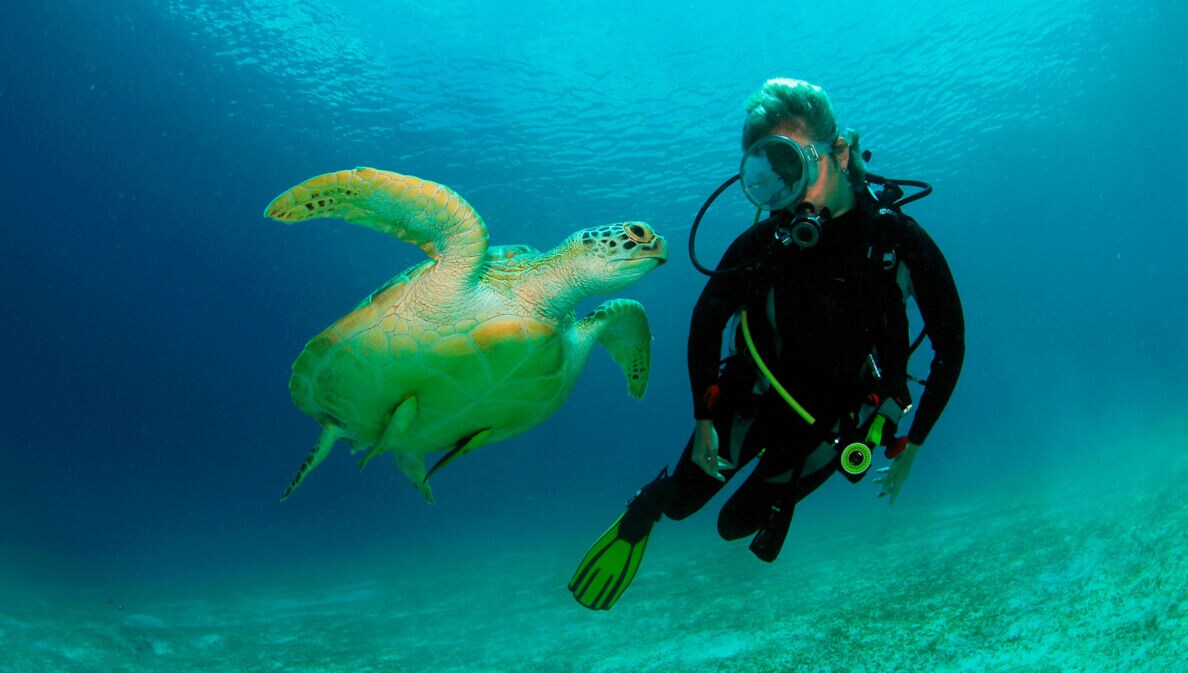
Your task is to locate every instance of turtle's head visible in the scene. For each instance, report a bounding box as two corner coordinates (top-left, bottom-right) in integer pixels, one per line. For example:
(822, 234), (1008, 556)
(564, 221), (667, 294)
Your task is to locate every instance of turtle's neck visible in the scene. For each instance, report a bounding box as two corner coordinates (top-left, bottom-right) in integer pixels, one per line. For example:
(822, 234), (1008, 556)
(511, 238), (590, 323)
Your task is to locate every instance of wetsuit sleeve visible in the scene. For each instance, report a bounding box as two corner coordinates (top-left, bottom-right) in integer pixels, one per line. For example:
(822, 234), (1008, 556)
(872, 285), (913, 417)
(900, 221), (965, 446)
(688, 227), (769, 419)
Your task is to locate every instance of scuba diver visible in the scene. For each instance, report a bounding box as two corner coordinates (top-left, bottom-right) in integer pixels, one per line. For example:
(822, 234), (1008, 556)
(569, 78), (965, 610)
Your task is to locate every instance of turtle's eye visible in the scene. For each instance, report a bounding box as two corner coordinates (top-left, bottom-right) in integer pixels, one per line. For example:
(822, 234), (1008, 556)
(624, 223), (651, 243)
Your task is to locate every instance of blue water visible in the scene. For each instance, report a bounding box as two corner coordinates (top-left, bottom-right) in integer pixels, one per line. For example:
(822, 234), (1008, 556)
(2, 1), (1185, 670)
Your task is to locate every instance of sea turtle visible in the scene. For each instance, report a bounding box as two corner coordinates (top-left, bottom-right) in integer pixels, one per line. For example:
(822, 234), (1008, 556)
(265, 167), (667, 503)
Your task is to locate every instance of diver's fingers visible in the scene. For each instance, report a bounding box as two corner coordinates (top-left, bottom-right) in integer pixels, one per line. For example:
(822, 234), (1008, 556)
(696, 452), (725, 482)
(704, 462), (725, 482)
(878, 478), (901, 502)
(876, 466), (890, 474)
(875, 473), (893, 498)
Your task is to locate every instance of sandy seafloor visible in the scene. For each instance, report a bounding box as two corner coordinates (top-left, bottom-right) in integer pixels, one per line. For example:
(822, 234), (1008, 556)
(4, 451), (1184, 673)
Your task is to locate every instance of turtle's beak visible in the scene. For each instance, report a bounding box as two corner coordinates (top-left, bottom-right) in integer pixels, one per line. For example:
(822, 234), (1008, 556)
(621, 235), (666, 269)
(652, 237), (668, 265)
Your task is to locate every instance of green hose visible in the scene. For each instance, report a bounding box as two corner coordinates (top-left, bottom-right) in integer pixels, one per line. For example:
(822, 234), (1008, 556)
(739, 310), (815, 425)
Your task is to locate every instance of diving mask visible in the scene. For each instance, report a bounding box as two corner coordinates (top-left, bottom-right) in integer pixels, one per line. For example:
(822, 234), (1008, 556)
(740, 135), (835, 211)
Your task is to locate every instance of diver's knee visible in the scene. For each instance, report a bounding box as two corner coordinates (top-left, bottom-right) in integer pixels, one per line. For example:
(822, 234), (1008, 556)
(663, 501), (698, 521)
(716, 514), (759, 541)
(716, 499), (767, 540)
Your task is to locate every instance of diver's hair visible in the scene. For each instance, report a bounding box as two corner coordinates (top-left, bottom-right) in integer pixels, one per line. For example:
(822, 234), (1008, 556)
(742, 78), (867, 189)
(741, 78), (838, 149)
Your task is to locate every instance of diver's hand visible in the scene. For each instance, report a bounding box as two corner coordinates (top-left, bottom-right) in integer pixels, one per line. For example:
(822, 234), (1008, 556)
(693, 419), (734, 482)
(875, 442), (919, 505)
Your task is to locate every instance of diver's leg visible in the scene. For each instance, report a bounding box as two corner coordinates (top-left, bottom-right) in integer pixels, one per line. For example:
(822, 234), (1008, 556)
(661, 431), (722, 520)
(568, 422), (732, 610)
(663, 406), (764, 520)
(715, 413), (810, 540)
(570, 390), (759, 609)
(717, 397), (838, 561)
(790, 449), (838, 503)
(717, 478), (785, 540)
(739, 432), (839, 562)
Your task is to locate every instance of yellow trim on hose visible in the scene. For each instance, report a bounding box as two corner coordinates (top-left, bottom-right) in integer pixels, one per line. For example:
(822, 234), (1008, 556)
(739, 310), (815, 425)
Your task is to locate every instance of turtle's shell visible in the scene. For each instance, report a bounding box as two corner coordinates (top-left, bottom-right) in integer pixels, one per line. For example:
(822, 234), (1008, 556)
(289, 257), (573, 458)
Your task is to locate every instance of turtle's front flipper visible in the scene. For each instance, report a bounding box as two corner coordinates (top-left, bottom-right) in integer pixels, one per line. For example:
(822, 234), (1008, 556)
(576, 299), (652, 399)
(282, 426), (345, 501)
(264, 168), (489, 281)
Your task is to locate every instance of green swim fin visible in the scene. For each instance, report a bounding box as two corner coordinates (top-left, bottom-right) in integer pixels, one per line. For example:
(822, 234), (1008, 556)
(569, 468), (668, 610)
(568, 511), (654, 610)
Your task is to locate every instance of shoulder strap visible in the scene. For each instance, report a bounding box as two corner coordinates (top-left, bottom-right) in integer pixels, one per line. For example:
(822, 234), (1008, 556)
(863, 207), (908, 273)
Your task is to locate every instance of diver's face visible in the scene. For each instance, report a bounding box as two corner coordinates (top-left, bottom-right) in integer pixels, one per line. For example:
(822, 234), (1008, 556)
(769, 123), (851, 215)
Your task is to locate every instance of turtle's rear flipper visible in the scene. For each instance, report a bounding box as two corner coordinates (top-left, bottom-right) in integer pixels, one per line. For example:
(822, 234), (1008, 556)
(281, 426), (345, 501)
(577, 299), (652, 399)
(358, 396), (419, 470)
(393, 454), (435, 505)
(425, 428), (494, 484)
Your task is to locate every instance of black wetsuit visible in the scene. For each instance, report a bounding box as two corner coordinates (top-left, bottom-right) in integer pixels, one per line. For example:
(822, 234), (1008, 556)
(652, 189), (965, 552)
